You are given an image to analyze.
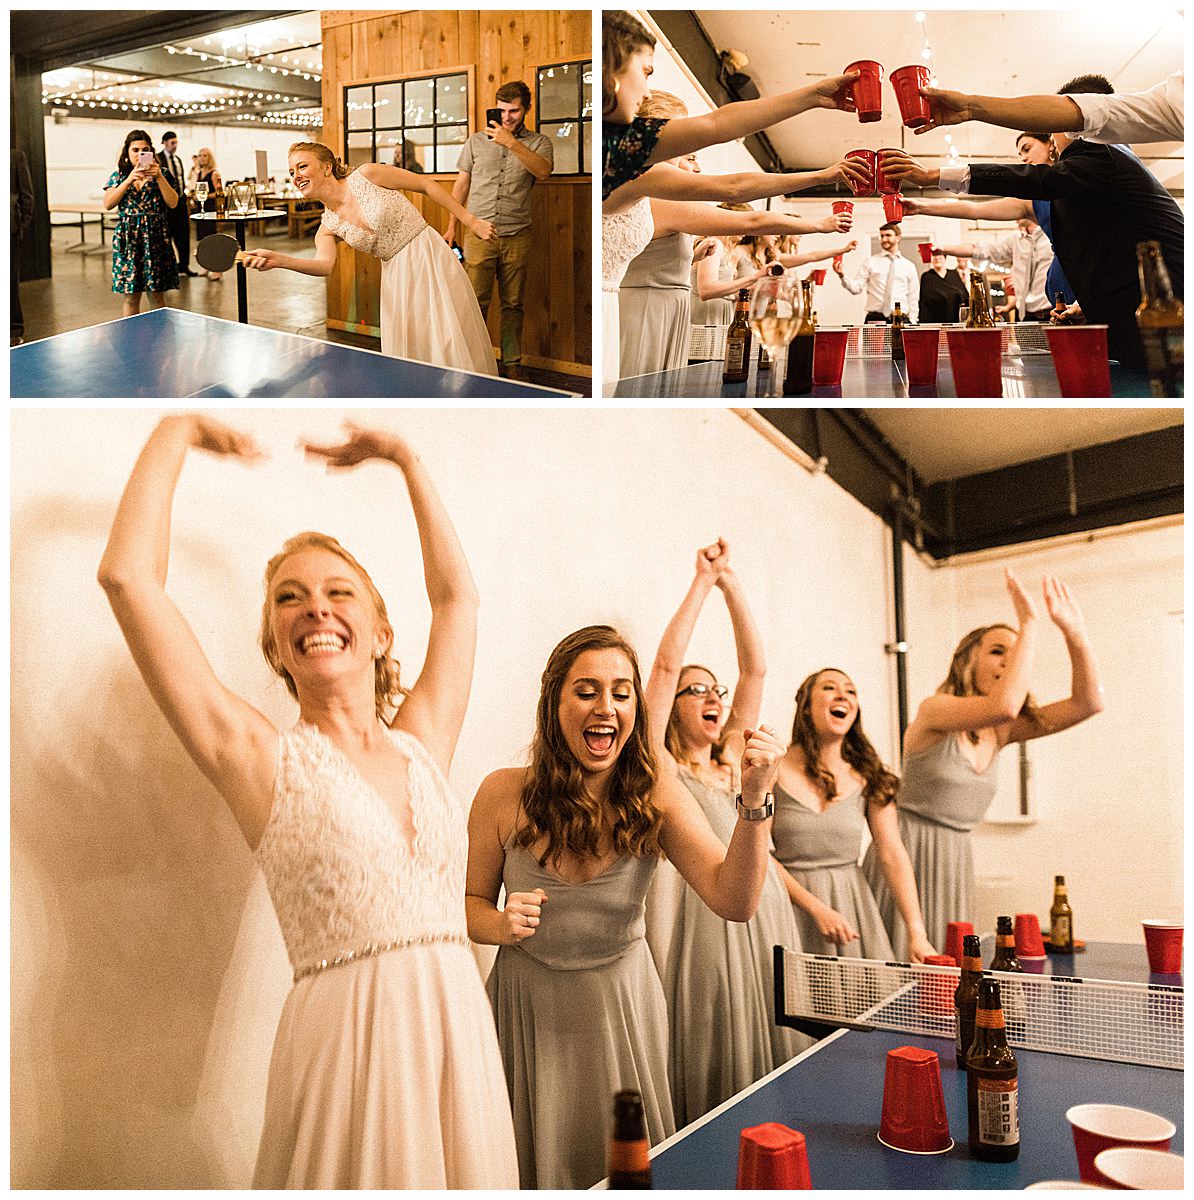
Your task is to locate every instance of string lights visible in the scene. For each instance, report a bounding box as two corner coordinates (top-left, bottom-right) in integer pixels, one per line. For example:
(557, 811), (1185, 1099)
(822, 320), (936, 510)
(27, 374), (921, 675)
(914, 10), (959, 163)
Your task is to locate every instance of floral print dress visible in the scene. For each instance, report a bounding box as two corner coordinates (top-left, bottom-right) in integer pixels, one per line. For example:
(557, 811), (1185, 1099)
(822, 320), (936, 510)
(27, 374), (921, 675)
(602, 116), (668, 199)
(104, 170), (180, 295)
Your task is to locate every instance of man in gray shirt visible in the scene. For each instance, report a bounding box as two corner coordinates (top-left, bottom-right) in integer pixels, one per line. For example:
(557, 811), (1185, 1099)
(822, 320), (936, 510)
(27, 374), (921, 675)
(445, 81), (553, 378)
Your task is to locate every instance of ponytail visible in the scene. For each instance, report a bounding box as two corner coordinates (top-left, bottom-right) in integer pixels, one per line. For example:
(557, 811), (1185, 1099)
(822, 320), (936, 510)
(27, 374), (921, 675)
(288, 141), (351, 179)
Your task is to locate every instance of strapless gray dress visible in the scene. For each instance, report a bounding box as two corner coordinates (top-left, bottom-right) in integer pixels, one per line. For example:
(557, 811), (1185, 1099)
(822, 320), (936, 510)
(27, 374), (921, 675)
(645, 769), (808, 1126)
(863, 733), (1001, 957)
(772, 782), (894, 960)
(618, 231), (693, 377)
(486, 833), (674, 1189)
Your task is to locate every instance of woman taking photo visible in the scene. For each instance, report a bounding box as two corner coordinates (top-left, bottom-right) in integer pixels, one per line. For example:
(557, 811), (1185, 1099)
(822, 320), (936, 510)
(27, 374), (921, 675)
(643, 542), (805, 1126)
(242, 142), (497, 374)
(773, 668), (935, 962)
(102, 129), (179, 317)
(98, 415), (517, 1188)
(864, 570), (1104, 954)
(466, 624), (783, 1189)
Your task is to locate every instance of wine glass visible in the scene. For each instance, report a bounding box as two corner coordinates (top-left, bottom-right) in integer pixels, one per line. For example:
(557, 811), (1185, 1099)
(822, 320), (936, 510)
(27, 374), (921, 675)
(195, 180), (209, 209)
(748, 270), (803, 397)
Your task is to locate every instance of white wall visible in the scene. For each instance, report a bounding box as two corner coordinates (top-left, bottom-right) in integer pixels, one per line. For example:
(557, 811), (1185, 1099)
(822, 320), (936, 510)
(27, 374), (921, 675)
(44, 115), (320, 205)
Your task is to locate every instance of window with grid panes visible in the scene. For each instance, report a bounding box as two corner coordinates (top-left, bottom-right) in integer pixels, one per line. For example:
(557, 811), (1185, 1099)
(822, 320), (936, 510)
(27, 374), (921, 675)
(344, 72), (470, 174)
(536, 60), (592, 175)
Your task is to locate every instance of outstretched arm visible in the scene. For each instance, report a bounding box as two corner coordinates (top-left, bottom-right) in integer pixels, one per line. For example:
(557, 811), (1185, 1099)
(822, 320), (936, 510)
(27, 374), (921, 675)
(650, 198), (851, 239)
(716, 567), (765, 748)
(96, 415), (278, 844)
(904, 196), (1034, 222)
(773, 240), (857, 268)
(866, 801), (935, 961)
(359, 162), (497, 241)
(913, 86), (1084, 136)
(242, 225), (339, 277)
(302, 423), (479, 772)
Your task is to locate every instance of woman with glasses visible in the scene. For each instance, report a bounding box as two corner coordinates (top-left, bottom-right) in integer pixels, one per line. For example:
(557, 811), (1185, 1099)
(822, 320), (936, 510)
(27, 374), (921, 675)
(643, 540), (806, 1126)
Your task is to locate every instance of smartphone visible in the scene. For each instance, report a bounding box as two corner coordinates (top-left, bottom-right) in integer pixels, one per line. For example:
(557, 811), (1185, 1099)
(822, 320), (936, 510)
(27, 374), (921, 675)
(138, 150), (154, 169)
(485, 107), (502, 128)
(452, 244), (464, 262)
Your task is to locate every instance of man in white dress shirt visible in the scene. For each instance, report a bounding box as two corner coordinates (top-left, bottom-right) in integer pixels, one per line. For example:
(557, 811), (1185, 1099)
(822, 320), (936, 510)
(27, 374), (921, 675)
(912, 71), (1183, 144)
(833, 222), (920, 323)
(935, 217), (1054, 320)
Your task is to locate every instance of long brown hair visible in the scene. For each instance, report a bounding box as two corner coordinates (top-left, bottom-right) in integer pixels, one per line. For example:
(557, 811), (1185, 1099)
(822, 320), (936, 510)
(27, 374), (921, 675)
(602, 11), (655, 118)
(665, 664), (727, 770)
(791, 669), (898, 806)
(939, 624), (1042, 743)
(259, 531), (406, 719)
(517, 626), (662, 866)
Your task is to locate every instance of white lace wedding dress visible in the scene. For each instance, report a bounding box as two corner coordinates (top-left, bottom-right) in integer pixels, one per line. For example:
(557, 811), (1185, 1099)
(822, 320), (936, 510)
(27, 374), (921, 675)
(251, 721), (518, 1188)
(321, 171), (497, 375)
(602, 197), (655, 393)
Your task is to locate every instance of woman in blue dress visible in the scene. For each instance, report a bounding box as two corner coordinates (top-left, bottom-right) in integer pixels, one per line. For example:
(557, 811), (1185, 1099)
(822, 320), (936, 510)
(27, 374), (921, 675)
(102, 129), (180, 317)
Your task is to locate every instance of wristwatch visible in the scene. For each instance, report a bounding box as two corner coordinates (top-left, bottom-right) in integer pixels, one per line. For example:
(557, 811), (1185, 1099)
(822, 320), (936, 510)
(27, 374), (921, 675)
(735, 791), (774, 821)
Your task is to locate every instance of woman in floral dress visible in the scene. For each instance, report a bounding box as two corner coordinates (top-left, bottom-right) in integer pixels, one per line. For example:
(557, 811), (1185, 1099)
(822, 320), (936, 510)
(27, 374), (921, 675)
(102, 129), (180, 317)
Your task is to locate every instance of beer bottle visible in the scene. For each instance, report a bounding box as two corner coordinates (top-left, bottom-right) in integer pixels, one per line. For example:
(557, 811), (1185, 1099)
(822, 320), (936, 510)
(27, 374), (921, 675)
(722, 288), (752, 384)
(890, 302), (906, 361)
(1049, 876), (1074, 953)
(989, 916), (1022, 973)
(1135, 241), (1184, 398)
(954, 933), (984, 1069)
(782, 279), (816, 396)
(1050, 290), (1068, 324)
(964, 276), (994, 328)
(608, 1090), (652, 1188)
(967, 978), (1020, 1161)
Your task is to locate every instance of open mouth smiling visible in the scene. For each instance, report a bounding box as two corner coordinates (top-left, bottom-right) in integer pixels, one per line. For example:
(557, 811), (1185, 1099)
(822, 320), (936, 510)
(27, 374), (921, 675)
(582, 724), (617, 756)
(298, 631), (347, 656)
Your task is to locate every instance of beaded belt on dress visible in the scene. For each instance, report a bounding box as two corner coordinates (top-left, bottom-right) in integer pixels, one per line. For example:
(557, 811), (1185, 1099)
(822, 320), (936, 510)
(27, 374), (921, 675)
(293, 931), (469, 982)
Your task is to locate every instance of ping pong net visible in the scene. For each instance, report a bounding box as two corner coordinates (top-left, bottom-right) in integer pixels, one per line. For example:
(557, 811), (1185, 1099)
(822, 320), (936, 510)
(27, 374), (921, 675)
(773, 947), (1182, 1071)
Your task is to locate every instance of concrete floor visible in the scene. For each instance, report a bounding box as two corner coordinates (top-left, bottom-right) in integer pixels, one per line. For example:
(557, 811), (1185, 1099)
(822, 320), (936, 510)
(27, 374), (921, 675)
(18, 224), (589, 393)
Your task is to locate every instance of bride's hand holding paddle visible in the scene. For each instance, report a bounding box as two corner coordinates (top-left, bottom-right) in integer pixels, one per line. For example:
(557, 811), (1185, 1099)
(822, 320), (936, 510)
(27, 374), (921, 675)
(242, 248), (281, 271)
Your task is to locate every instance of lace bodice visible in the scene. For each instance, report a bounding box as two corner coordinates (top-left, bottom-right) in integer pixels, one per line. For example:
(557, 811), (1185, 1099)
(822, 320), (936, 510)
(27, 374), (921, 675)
(255, 722), (466, 977)
(601, 198), (654, 292)
(320, 170), (426, 262)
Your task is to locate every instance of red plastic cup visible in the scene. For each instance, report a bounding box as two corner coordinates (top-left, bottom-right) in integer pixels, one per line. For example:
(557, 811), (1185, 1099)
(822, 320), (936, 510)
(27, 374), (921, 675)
(845, 149), (876, 195)
(1044, 324), (1112, 397)
(1142, 921), (1183, 973)
(811, 268), (827, 285)
(946, 327), (1003, 397)
(832, 254), (844, 270)
(1015, 913), (1047, 960)
(1066, 1105), (1176, 1184)
(882, 192), (905, 223)
(919, 954), (956, 1014)
(737, 1123), (812, 1188)
(945, 921), (975, 968)
(832, 199), (855, 217)
(917, 241), (933, 263)
(890, 64), (932, 128)
(878, 1046), (953, 1154)
(875, 148), (904, 195)
(901, 325), (940, 386)
(1094, 1147), (1185, 1189)
(812, 327), (850, 386)
(845, 60), (884, 122)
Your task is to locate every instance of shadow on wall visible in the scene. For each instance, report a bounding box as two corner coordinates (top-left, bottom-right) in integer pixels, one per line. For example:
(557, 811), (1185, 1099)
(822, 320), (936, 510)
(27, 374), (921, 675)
(11, 498), (282, 1188)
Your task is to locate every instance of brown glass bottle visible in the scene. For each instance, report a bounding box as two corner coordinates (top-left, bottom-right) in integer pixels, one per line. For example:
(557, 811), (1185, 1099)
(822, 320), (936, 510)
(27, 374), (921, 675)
(989, 916), (1022, 973)
(608, 1090), (652, 1188)
(966, 978), (1020, 1162)
(722, 288), (752, 384)
(954, 933), (984, 1069)
(1049, 876), (1074, 953)
(1135, 241), (1184, 398)
(964, 276), (994, 328)
(782, 280), (815, 396)
(890, 301), (905, 361)
(1050, 290), (1067, 323)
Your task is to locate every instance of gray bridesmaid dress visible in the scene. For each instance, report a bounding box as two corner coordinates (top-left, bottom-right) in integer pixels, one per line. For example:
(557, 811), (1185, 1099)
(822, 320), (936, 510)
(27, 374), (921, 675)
(862, 733), (1000, 958)
(688, 241), (735, 328)
(618, 231), (693, 377)
(646, 769), (808, 1127)
(771, 782), (894, 960)
(486, 832), (674, 1189)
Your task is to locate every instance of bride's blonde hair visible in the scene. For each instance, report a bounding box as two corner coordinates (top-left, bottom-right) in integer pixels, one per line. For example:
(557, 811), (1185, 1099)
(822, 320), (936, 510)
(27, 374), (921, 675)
(288, 141), (351, 180)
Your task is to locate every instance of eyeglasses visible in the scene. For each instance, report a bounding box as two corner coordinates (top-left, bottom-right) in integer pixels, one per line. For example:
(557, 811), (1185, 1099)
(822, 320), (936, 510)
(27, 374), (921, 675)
(675, 682), (728, 700)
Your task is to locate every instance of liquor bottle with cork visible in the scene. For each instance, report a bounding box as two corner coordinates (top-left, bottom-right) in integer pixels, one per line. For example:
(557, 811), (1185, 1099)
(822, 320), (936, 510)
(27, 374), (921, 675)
(608, 1090), (652, 1188)
(1049, 875), (1074, 953)
(989, 916), (1023, 973)
(954, 933), (984, 1069)
(890, 302), (906, 361)
(782, 279), (816, 396)
(966, 978), (1020, 1162)
(722, 288), (753, 384)
(1135, 240), (1184, 398)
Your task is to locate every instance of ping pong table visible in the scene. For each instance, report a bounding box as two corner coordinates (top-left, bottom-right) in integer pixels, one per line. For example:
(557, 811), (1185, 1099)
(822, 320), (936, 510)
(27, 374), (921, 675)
(10, 309), (577, 399)
(645, 941), (1183, 1189)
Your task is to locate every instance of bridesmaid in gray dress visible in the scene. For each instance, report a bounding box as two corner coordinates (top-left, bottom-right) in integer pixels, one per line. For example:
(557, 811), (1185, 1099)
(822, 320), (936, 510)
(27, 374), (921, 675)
(773, 669), (935, 961)
(863, 569), (1104, 955)
(465, 625), (785, 1189)
(643, 540), (807, 1127)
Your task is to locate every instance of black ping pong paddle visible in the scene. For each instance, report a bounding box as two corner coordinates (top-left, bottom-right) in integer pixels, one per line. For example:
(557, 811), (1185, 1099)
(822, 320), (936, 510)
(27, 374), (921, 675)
(196, 233), (244, 272)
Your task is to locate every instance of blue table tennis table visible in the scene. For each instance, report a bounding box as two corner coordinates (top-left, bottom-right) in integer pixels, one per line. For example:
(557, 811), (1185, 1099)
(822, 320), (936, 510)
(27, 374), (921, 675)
(647, 942), (1183, 1189)
(10, 309), (577, 398)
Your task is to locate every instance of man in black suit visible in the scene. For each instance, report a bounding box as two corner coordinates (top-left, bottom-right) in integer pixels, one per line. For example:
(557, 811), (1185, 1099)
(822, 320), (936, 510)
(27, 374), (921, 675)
(157, 132), (196, 276)
(918, 247), (968, 323)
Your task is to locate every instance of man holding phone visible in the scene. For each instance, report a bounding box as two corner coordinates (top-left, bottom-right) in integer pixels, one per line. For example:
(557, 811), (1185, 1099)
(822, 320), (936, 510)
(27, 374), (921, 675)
(444, 80), (553, 379)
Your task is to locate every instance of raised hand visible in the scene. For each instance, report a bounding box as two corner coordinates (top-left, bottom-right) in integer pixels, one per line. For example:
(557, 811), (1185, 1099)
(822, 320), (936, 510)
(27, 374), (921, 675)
(827, 156), (870, 194)
(692, 237), (718, 262)
(1043, 575), (1086, 639)
(820, 213), (851, 234)
(191, 414), (266, 462)
(302, 421), (415, 471)
(877, 149), (938, 189)
(913, 86), (973, 135)
(1005, 567), (1038, 628)
(844, 239), (859, 253)
(814, 71), (861, 113)
(501, 888), (547, 943)
(695, 537), (729, 582)
(739, 724), (784, 801)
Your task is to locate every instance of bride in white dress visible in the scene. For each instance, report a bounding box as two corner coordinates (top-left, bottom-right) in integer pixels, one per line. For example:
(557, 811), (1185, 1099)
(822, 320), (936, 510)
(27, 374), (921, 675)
(244, 142), (498, 375)
(98, 414), (518, 1188)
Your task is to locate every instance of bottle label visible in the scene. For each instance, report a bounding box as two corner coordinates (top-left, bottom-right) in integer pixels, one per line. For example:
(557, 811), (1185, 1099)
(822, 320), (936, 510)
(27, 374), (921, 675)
(1140, 328), (1184, 397)
(1053, 915), (1071, 945)
(725, 337), (745, 373)
(962, 956), (983, 972)
(975, 1006), (1005, 1029)
(976, 1078), (1019, 1145)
